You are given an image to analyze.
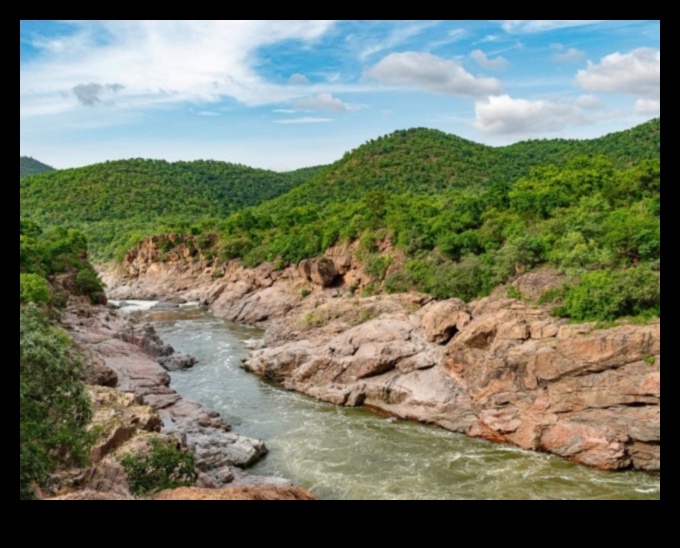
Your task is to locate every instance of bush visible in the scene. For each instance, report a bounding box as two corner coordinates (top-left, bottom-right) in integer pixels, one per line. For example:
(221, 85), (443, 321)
(555, 266), (660, 321)
(384, 271), (413, 294)
(20, 273), (50, 304)
(119, 438), (196, 496)
(20, 305), (92, 499)
(73, 267), (105, 300)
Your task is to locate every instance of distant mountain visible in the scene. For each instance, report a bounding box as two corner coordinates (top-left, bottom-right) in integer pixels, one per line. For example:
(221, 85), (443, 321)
(20, 157), (54, 179)
(20, 159), (322, 258)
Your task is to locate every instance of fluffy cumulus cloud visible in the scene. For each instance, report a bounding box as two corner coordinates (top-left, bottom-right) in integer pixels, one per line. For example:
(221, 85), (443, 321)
(475, 94), (586, 135)
(576, 48), (660, 104)
(500, 20), (604, 33)
(366, 51), (502, 98)
(294, 93), (363, 112)
(470, 49), (509, 70)
(20, 20), (335, 118)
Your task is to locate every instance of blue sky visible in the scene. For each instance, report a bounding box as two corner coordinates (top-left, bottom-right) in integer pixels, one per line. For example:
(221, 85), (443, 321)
(20, 20), (660, 171)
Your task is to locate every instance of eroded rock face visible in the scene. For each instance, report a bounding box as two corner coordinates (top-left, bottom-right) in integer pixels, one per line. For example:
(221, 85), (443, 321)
(245, 297), (660, 471)
(299, 258), (339, 287)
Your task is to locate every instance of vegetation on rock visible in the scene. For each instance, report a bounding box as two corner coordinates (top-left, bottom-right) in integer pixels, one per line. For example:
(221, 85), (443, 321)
(119, 438), (197, 496)
(20, 305), (92, 499)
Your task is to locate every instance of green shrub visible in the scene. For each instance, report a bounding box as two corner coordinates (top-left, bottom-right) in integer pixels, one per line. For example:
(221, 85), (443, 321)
(119, 438), (196, 496)
(365, 255), (391, 281)
(384, 271), (413, 294)
(20, 305), (92, 499)
(555, 266), (660, 321)
(20, 273), (50, 304)
(506, 286), (523, 300)
(73, 268), (105, 301)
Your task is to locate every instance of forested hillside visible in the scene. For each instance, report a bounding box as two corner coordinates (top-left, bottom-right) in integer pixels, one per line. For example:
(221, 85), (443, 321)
(199, 119), (660, 322)
(20, 157), (54, 179)
(20, 159), (322, 258)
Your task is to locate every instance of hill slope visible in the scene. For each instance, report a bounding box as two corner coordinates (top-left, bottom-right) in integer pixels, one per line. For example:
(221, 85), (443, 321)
(20, 157), (54, 179)
(265, 118), (660, 210)
(20, 159), (321, 258)
(201, 119), (659, 322)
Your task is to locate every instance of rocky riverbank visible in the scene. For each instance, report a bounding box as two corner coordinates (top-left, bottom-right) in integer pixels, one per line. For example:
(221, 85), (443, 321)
(102, 237), (661, 472)
(53, 296), (315, 500)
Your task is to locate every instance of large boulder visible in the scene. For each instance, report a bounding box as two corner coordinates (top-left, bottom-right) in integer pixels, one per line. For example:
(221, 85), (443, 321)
(299, 258), (339, 287)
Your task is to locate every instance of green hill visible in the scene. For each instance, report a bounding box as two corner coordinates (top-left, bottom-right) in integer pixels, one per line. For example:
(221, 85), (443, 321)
(20, 157), (54, 179)
(20, 159), (322, 258)
(205, 119), (659, 321)
(267, 118), (660, 210)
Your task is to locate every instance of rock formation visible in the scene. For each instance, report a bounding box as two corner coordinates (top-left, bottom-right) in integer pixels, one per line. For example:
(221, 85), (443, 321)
(102, 237), (661, 472)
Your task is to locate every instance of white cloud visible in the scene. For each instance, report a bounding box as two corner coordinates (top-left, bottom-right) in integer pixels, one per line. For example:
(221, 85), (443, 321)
(475, 94), (587, 135)
(294, 93), (364, 112)
(470, 49), (509, 70)
(273, 108), (296, 114)
(196, 111), (219, 116)
(500, 20), (604, 33)
(366, 51), (502, 98)
(288, 73), (310, 85)
(553, 47), (585, 63)
(575, 94), (601, 109)
(576, 48), (660, 101)
(274, 117), (334, 124)
(636, 98), (660, 115)
(20, 20), (335, 118)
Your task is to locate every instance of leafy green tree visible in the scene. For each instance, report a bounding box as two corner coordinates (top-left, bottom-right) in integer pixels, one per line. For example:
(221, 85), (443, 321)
(20, 273), (50, 304)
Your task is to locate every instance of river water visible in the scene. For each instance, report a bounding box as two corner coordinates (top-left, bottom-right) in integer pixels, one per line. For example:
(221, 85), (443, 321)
(127, 303), (660, 500)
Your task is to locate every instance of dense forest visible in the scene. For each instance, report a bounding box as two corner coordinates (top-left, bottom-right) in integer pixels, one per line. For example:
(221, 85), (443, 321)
(20, 156), (54, 179)
(20, 159), (324, 259)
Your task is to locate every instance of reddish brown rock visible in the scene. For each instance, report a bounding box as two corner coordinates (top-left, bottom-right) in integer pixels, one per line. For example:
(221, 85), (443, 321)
(102, 238), (661, 472)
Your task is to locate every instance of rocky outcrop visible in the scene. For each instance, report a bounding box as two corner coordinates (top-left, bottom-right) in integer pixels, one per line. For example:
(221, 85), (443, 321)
(61, 297), (271, 493)
(154, 486), (317, 501)
(102, 239), (661, 472)
(244, 297), (660, 471)
(299, 258), (339, 287)
(443, 298), (660, 471)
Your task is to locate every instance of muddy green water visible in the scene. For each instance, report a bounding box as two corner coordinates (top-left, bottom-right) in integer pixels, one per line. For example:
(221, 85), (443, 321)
(139, 306), (660, 500)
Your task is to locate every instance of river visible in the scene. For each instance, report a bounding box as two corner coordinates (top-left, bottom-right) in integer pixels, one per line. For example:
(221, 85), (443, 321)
(124, 303), (660, 500)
